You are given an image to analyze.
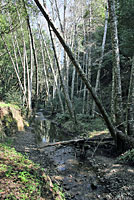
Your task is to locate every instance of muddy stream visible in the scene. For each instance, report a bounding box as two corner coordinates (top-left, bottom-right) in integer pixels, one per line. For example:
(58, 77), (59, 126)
(13, 110), (108, 200)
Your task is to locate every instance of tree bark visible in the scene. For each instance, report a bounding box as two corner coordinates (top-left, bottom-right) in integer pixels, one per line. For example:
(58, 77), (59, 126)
(48, 26), (76, 122)
(39, 24), (64, 113)
(92, 4), (108, 117)
(108, 0), (124, 131)
(22, 0), (38, 104)
(127, 56), (134, 136)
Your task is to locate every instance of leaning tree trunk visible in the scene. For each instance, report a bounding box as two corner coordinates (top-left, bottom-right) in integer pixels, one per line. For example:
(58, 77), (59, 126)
(34, 0), (134, 151)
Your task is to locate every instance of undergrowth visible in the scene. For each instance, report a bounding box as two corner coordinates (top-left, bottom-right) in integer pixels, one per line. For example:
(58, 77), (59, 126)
(55, 113), (107, 137)
(117, 149), (134, 164)
(0, 143), (65, 200)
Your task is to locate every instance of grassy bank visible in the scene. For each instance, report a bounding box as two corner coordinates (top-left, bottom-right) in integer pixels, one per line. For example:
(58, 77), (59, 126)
(0, 143), (65, 200)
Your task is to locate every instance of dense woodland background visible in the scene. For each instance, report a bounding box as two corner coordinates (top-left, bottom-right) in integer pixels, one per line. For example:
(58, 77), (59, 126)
(0, 0), (134, 151)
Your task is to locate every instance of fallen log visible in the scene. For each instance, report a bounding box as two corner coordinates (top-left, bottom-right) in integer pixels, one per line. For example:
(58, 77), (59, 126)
(37, 137), (113, 149)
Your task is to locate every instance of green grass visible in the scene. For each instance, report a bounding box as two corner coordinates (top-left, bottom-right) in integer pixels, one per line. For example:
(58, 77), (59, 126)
(0, 143), (65, 200)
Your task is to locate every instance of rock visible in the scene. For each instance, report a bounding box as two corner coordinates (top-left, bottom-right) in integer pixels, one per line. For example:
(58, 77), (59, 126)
(91, 181), (98, 190)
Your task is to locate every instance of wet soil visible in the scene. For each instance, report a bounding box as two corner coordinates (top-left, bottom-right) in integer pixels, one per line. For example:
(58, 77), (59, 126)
(12, 112), (134, 200)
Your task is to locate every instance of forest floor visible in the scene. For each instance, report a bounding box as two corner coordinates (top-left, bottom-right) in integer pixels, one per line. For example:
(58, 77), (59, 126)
(1, 111), (134, 200)
(10, 122), (134, 200)
(0, 135), (65, 200)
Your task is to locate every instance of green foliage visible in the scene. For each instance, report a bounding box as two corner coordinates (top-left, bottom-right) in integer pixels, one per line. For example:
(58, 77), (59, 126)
(118, 0), (134, 57)
(0, 143), (65, 200)
(0, 102), (19, 109)
(117, 149), (134, 164)
(55, 112), (107, 137)
(56, 112), (70, 123)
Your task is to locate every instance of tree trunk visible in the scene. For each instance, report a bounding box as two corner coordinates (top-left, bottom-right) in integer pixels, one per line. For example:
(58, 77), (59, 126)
(22, 0), (38, 104)
(39, 25), (64, 113)
(71, 23), (77, 100)
(49, 26), (76, 122)
(1, 35), (26, 100)
(127, 56), (134, 136)
(92, 4), (108, 117)
(108, 0), (124, 131)
(38, 24), (50, 101)
(86, 0), (92, 114)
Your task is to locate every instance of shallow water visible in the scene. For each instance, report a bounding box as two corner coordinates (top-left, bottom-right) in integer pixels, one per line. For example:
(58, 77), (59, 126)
(34, 111), (73, 144)
(34, 111), (106, 199)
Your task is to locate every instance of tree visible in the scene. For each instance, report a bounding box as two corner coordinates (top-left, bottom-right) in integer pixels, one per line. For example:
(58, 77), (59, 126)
(127, 56), (134, 136)
(34, 0), (134, 151)
(108, 0), (124, 132)
(92, 3), (108, 117)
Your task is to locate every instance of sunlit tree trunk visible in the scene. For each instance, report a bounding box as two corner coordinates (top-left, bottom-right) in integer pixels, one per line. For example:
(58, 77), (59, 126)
(49, 26), (76, 122)
(71, 23), (77, 100)
(17, 9), (32, 112)
(22, 0), (38, 104)
(39, 25), (64, 113)
(1, 35), (27, 102)
(92, 3), (108, 117)
(86, 0), (92, 114)
(38, 24), (50, 101)
(54, 0), (64, 34)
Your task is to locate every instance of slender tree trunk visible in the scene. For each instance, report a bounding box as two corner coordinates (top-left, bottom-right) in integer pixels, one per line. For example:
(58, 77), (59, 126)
(127, 56), (134, 136)
(82, 11), (87, 114)
(23, 42), (27, 106)
(29, 33), (33, 110)
(25, 46), (31, 112)
(49, 26), (76, 122)
(54, 0), (64, 34)
(92, 4), (108, 117)
(22, 0), (38, 104)
(108, 0), (124, 131)
(17, 8), (32, 112)
(38, 24), (50, 100)
(71, 23), (77, 100)
(39, 25), (64, 113)
(86, 0), (92, 114)
(1, 36), (23, 92)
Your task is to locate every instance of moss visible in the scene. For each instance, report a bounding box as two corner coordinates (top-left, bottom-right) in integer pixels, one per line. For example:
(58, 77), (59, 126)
(0, 102), (25, 139)
(55, 113), (107, 137)
(0, 143), (65, 200)
(0, 102), (19, 109)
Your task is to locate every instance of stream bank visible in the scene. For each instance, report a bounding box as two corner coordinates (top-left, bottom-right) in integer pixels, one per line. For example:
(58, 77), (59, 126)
(12, 111), (134, 200)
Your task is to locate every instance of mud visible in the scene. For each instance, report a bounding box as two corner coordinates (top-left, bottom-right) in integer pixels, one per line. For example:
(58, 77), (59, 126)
(12, 111), (134, 200)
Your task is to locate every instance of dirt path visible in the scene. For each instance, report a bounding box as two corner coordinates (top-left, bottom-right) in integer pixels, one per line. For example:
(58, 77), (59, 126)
(12, 127), (134, 200)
